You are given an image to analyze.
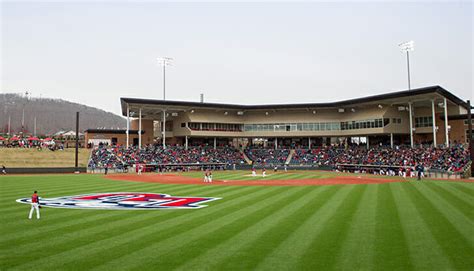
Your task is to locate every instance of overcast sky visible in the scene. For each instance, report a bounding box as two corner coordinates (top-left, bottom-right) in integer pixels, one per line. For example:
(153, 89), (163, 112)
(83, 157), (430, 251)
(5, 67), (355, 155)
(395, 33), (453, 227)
(1, 1), (472, 116)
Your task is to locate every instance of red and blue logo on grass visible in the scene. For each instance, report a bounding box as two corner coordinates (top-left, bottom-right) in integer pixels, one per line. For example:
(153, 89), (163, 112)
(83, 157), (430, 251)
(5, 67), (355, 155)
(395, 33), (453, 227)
(16, 192), (220, 210)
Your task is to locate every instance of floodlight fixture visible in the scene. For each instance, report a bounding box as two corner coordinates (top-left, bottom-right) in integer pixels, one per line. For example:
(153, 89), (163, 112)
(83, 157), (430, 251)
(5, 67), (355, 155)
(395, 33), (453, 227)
(157, 57), (174, 67)
(398, 41), (414, 52)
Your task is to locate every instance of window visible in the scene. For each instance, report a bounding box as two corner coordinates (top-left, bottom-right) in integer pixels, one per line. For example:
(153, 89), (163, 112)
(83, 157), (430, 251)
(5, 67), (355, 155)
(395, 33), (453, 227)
(415, 116), (433, 128)
(189, 123), (200, 130)
(181, 123), (186, 128)
(190, 122), (243, 132)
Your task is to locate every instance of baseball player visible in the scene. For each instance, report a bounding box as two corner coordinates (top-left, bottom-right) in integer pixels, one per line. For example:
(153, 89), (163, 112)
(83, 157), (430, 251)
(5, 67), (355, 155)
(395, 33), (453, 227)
(138, 164), (143, 175)
(1, 165), (6, 174)
(262, 168), (266, 177)
(28, 191), (41, 220)
(252, 167), (257, 177)
(208, 170), (213, 183)
(204, 169), (210, 182)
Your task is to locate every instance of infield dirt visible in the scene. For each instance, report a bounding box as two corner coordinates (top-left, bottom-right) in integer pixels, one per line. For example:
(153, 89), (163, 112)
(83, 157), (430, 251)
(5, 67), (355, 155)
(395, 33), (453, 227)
(105, 173), (408, 186)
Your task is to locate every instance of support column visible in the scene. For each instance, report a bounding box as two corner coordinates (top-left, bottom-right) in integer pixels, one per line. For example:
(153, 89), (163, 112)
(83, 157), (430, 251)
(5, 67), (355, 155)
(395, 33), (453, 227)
(444, 98), (449, 147)
(126, 104), (130, 149)
(390, 133), (394, 148)
(162, 110), (166, 149)
(408, 102), (414, 148)
(308, 137), (311, 149)
(467, 100), (473, 177)
(138, 108), (142, 149)
(275, 138), (278, 150)
(431, 99), (437, 147)
(214, 137), (217, 150)
(366, 136), (369, 149)
(185, 136), (188, 150)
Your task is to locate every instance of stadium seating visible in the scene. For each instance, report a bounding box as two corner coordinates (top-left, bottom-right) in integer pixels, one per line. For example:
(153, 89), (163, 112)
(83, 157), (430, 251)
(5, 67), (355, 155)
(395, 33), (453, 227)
(244, 148), (290, 166)
(88, 145), (246, 169)
(290, 145), (470, 172)
(88, 144), (470, 173)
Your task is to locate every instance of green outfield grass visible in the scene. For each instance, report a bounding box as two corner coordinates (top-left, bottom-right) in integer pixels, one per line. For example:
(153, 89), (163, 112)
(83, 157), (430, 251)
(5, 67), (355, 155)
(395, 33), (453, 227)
(0, 172), (473, 270)
(176, 169), (391, 180)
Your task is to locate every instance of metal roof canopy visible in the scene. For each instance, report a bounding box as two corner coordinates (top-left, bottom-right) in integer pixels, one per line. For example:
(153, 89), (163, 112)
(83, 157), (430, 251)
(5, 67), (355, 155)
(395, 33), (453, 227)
(120, 85), (469, 117)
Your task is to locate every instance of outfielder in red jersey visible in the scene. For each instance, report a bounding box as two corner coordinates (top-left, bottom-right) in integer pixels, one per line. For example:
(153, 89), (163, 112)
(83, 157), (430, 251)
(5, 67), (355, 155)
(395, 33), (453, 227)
(28, 191), (40, 219)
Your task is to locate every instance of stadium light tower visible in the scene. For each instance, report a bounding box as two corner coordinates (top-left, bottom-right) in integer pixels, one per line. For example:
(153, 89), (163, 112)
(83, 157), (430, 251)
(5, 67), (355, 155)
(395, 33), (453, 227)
(157, 57), (173, 100)
(157, 56), (173, 149)
(399, 41), (414, 90)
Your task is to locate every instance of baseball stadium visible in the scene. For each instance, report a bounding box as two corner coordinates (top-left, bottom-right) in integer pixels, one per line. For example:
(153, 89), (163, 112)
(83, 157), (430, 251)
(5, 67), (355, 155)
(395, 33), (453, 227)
(2, 2), (474, 271)
(2, 85), (473, 270)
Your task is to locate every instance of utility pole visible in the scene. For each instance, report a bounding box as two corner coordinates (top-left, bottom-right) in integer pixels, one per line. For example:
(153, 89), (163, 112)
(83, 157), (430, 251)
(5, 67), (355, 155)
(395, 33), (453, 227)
(75, 112), (80, 173)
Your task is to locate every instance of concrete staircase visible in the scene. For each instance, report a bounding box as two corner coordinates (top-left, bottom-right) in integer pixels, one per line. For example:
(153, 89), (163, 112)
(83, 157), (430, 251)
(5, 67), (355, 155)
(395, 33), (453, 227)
(285, 149), (295, 165)
(241, 150), (253, 165)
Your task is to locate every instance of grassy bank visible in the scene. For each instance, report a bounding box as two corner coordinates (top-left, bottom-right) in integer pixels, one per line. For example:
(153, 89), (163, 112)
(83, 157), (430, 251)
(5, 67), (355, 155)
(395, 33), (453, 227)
(0, 148), (90, 168)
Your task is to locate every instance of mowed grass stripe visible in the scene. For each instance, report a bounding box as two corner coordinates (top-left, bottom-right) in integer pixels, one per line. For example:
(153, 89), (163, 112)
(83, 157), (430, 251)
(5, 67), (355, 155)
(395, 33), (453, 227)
(0, 186), (235, 248)
(422, 183), (474, 222)
(0, 175), (105, 192)
(255, 185), (355, 270)
(10, 186), (276, 270)
(2, 185), (258, 269)
(0, 181), (172, 215)
(88, 187), (296, 271)
(430, 182), (474, 209)
(0, 180), (223, 214)
(334, 184), (378, 270)
(1, 180), (232, 217)
(448, 183), (474, 197)
(0, 177), (150, 199)
(296, 185), (367, 270)
(401, 183), (474, 270)
(0, 174), (190, 196)
(373, 183), (413, 270)
(1, 187), (239, 262)
(391, 182), (454, 270)
(2, 178), (186, 197)
(128, 186), (313, 270)
(176, 185), (338, 271)
(2, 181), (238, 233)
(413, 184), (474, 240)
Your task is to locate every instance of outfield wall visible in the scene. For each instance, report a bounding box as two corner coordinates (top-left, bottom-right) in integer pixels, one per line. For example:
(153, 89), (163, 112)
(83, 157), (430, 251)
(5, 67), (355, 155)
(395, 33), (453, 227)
(4, 167), (87, 174)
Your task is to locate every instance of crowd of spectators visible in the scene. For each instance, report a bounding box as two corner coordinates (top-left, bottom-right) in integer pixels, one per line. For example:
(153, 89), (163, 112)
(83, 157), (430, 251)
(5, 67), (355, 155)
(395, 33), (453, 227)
(291, 145), (470, 172)
(88, 143), (470, 173)
(0, 136), (64, 151)
(244, 148), (290, 165)
(88, 144), (246, 169)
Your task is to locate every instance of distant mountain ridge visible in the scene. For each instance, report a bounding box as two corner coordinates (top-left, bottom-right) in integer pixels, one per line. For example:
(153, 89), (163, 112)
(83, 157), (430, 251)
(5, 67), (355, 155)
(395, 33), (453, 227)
(1, 93), (126, 135)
